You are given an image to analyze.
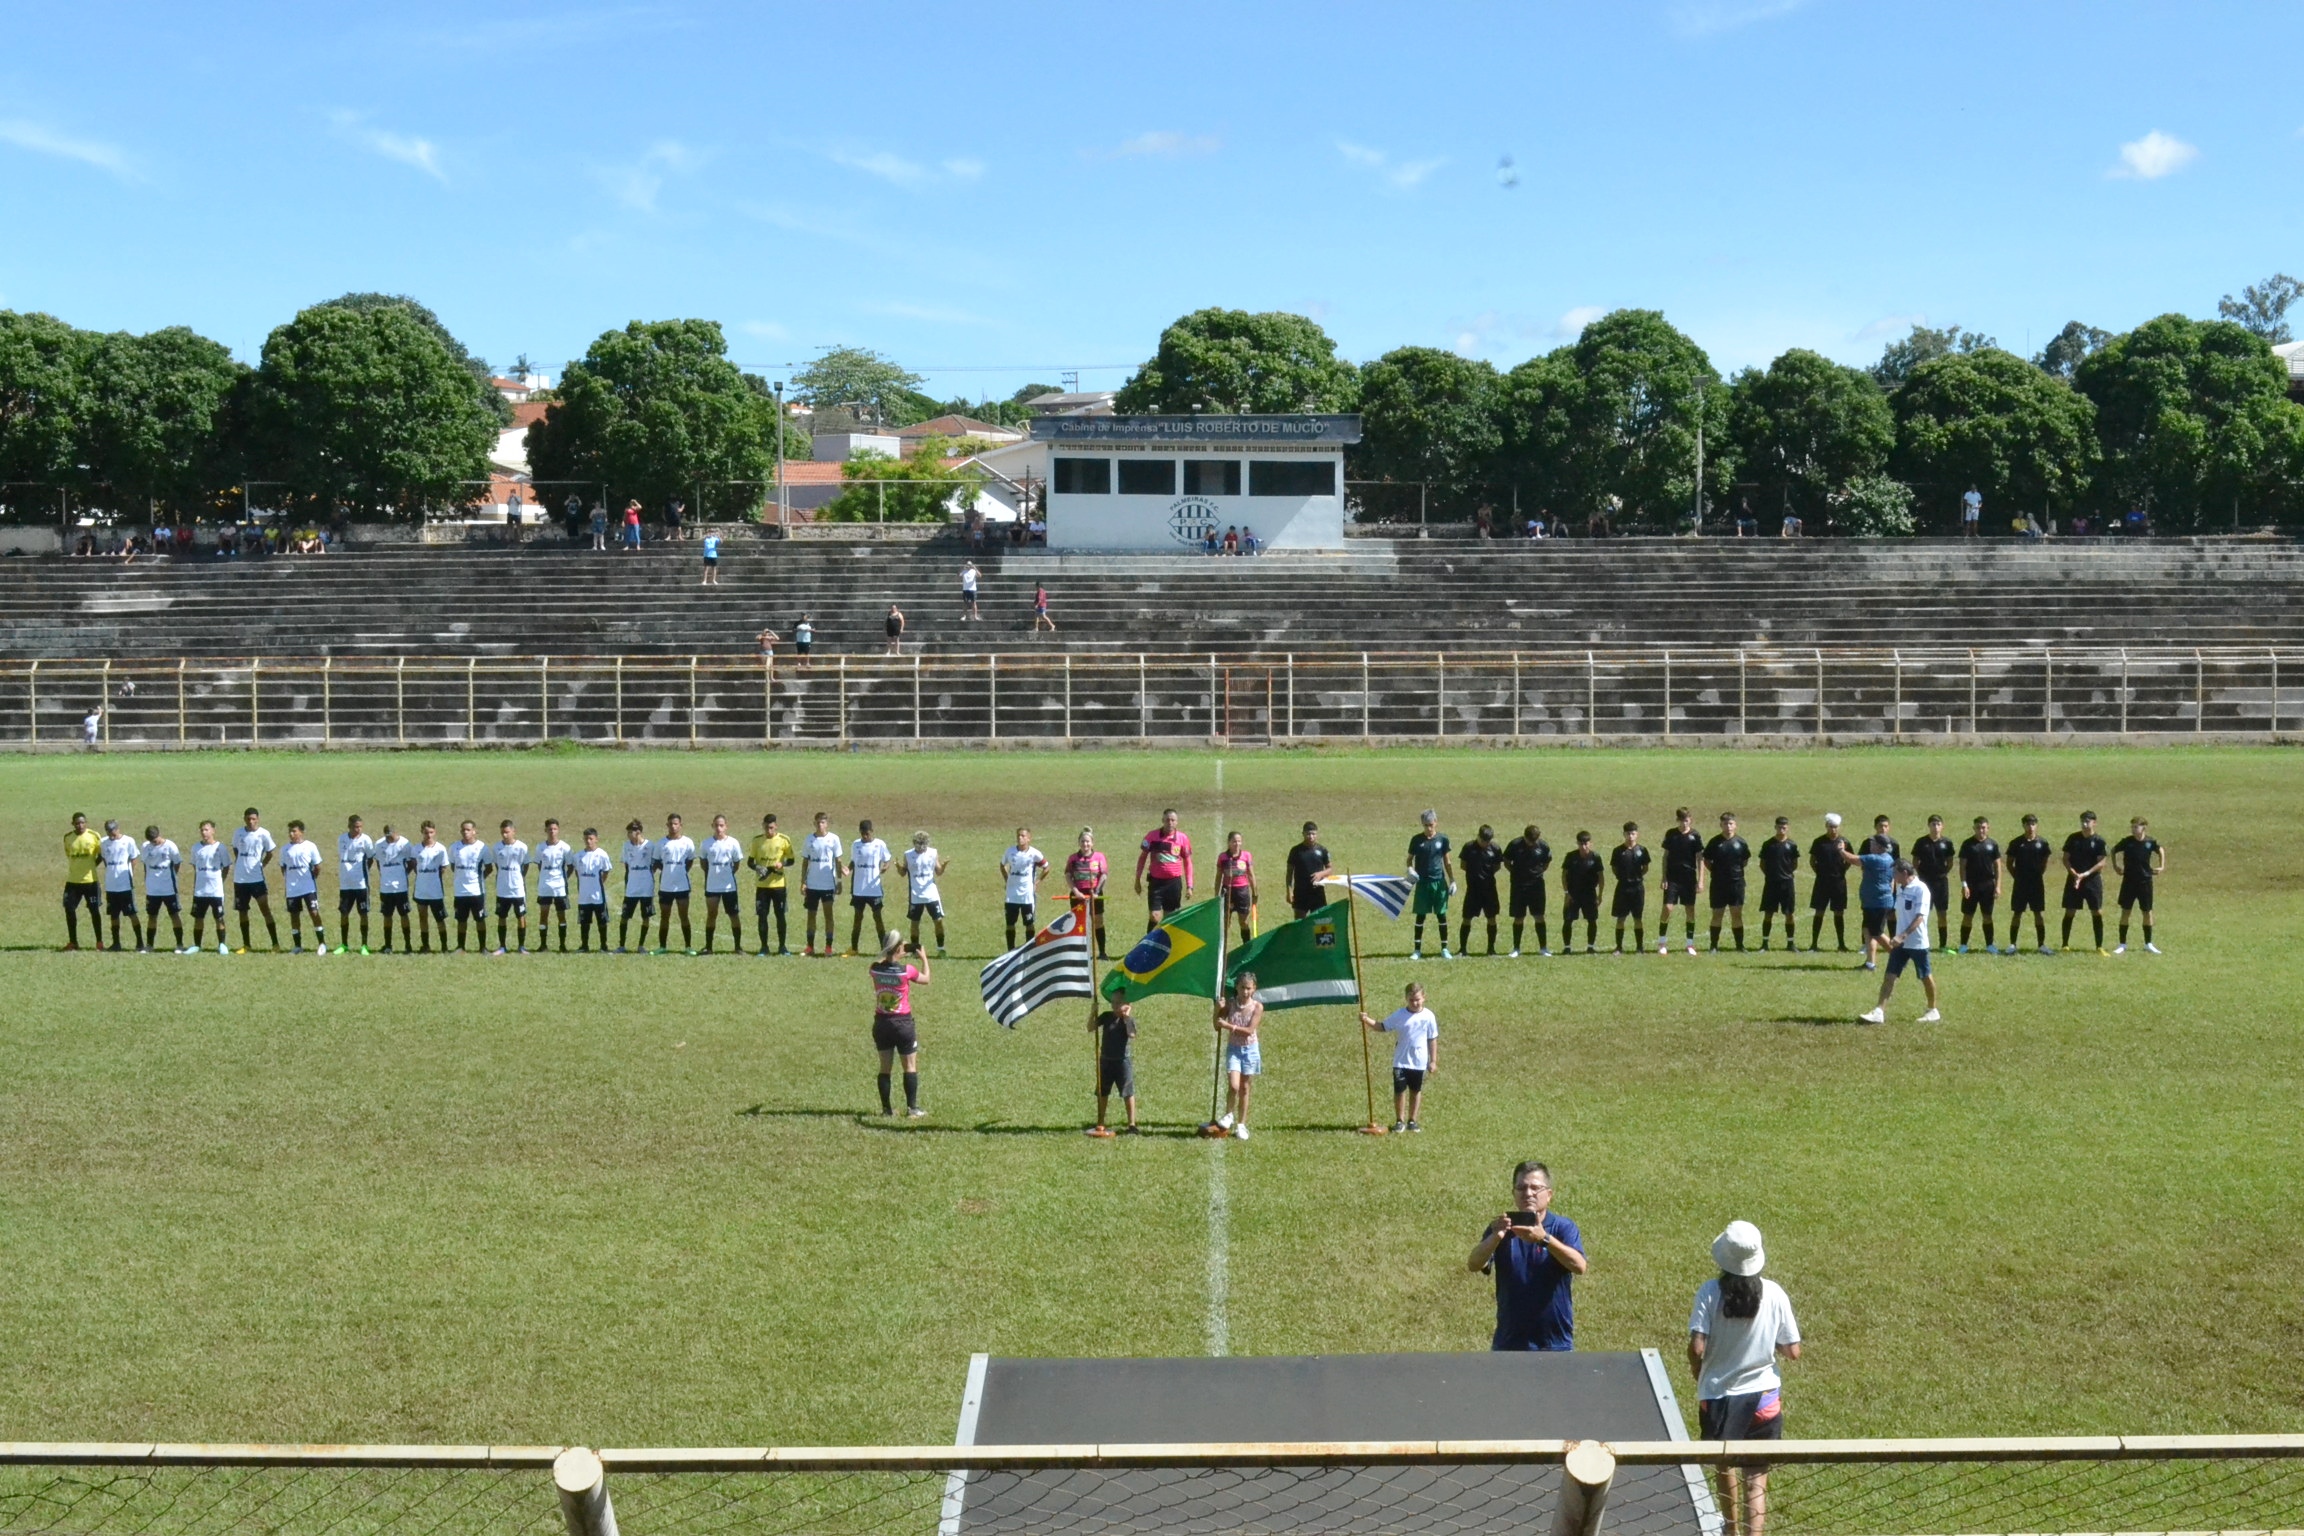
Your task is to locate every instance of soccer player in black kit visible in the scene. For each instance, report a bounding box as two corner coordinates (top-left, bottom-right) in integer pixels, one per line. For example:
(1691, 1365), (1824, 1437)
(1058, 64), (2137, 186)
(1957, 816), (2004, 953)
(1808, 814), (1854, 951)
(1458, 824), (1506, 956)
(1561, 832), (1603, 953)
(1757, 816), (1802, 950)
(1504, 823), (1552, 957)
(2112, 817), (2165, 954)
(2060, 810), (2110, 955)
(1610, 822), (1651, 954)
(1285, 821), (1331, 920)
(2006, 814), (2054, 951)
(1701, 812), (1753, 951)
(1911, 814), (1955, 951)
(1659, 807), (1704, 955)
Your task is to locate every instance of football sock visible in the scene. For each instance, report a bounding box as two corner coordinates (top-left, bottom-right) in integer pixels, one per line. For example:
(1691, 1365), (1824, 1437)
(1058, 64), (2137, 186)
(903, 1072), (920, 1111)
(877, 1073), (893, 1114)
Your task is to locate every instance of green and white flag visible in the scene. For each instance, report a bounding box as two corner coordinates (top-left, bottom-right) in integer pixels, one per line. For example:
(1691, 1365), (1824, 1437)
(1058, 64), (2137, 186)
(1223, 900), (1359, 1010)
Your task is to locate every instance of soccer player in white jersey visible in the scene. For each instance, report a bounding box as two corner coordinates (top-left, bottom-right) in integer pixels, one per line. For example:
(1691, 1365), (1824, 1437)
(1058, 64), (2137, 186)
(700, 814), (746, 954)
(653, 812), (699, 954)
(373, 823), (414, 954)
(617, 819), (656, 953)
(337, 813), (376, 954)
(188, 820), (232, 954)
(903, 830), (949, 955)
(575, 828), (615, 951)
(411, 821), (451, 953)
(999, 827), (1050, 950)
(533, 819), (574, 953)
(846, 818), (893, 956)
(98, 818), (144, 952)
(486, 819), (531, 955)
(801, 811), (844, 957)
(449, 820), (489, 953)
(139, 823), (187, 953)
(277, 820), (329, 955)
(231, 807), (280, 953)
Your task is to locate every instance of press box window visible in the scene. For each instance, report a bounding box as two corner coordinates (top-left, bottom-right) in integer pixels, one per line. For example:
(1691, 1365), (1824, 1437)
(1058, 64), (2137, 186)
(1250, 460), (1335, 497)
(1117, 460), (1175, 496)
(1052, 458), (1112, 494)
(1182, 460), (1241, 496)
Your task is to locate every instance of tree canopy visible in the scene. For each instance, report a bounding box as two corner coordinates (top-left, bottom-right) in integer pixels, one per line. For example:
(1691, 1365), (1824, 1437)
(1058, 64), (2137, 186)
(790, 346), (926, 426)
(2216, 274), (2302, 345)
(1871, 322), (1995, 390)
(2035, 321), (2111, 381)
(1725, 349), (1897, 531)
(78, 326), (246, 516)
(1115, 309), (1359, 414)
(1350, 347), (1504, 518)
(318, 292), (510, 425)
(1889, 348), (2097, 526)
(0, 310), (87, 498)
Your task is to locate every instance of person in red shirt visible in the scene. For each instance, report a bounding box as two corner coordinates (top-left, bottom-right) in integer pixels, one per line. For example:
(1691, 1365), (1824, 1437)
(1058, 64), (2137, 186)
(1065, 827), (1110, 959)
(1134, 808), (1194, 930)
(1217, 830), (1258, 946)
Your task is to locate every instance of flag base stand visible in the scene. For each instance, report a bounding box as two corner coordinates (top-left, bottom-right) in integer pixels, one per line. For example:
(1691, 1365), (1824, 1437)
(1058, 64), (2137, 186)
(1197, 1121), (1229, 1139)
(1356, 1123), (1389, 1136)
(1085, 1126), (1116, 1139)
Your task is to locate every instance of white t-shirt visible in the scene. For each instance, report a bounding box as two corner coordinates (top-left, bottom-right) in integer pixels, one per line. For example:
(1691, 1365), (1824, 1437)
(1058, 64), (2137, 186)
(338, 832), (375, 890)
(231, 826), (275, 884)
(905, 847), (942, 904)
(1962, 489), (1982, 520)
(575, 847), (614, 904)
(1377, 1005), (1440, 1070)
(1894, 878), (1933, 950)
(448, 840), (487, 897)
(621, 840), (657, 898)
(1689, 1277), (1801, 1399)
(140, 839), (181, 898)
(279, 839), (323, 898)
(489, 840), (530, 899)
(655, 835), (697, 893)
(702, 836), (744, 893)
(961, 565), (979, 594)
(534, 840), (572, 899)
(99, 834), (140, 893)
(850, 837), (892, 898)
(412, 843), (450, 901)
(374, 837), (413, 894)
(1001, 846), (1048, 903)
(803, 832), (844, 891)
(189, 841), (231, 899)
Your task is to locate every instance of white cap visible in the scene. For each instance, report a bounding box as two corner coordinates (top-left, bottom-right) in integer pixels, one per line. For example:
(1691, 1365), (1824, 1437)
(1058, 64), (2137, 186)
(1711, 1220), (1765, 1277)
(1823, 813), (1843, 826)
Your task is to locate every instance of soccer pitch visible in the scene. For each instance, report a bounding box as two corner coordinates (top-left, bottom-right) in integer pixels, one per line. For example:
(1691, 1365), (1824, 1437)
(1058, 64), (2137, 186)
(3, 746), (2298, 1450)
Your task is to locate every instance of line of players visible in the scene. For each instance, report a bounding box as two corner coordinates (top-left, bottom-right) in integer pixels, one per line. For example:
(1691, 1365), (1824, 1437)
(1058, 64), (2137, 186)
(1396, 807), (2167, 960)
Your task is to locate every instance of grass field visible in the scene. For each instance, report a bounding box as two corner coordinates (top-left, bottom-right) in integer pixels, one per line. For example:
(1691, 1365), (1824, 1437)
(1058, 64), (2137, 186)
(2, 745), (2299, 1451)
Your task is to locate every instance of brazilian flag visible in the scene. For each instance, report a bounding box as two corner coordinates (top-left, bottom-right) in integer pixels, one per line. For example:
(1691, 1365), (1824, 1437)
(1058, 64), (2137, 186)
(1224, 901), (1360, 1010)
(1101, 898), (1221, 1001)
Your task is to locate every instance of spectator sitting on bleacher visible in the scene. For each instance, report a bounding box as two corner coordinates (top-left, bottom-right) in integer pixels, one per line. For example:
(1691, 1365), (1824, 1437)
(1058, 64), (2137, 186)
(1202, 530), (1220, 556)
(1241, 526), (1260, 555)
(1780, 512), (1802, 538)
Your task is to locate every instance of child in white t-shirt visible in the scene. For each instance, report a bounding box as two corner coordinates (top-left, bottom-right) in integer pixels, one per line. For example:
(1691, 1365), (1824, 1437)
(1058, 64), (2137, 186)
(1362, 981), (1440, 1132)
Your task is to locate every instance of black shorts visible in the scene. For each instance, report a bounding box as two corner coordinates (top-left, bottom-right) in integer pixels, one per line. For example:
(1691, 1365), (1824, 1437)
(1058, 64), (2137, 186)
(1392, 1066), (1427, 1095)
(850, 894), (882, 910)
(2011, 879), (2046, 914)
(339, 889), (371, 914)
(495, 897), (525, 917)
(1226, 887), (1253, 915)
(1808, 880), (1847, 913)
(1462, 883), (1500, 919)
(659, 887), (691, 905)
(1147, 875), (1184, 912)
(756, 888), (788, 913)
(1072, 894), (1107, 920)
(1961, 887), (1997, 916)
(105, 889), (137, 916)
(455, 894), (485, 918)
(1610, 884), (1645, 919)
(871, 1013), (919, 1054)
(622, 895), (656, 920)
(2063, 875), (2103, 911)
(909, 901), (944, 921)
(2119, 879), (2154, 913)
(1098, 1055), (1135, 1098)
(418, 897), (447, 919)
(1709, 880), (1746, 911)
(1698, 1391), (1784, 1443)
(804, 888), (837, 911)
(380, 890), (410, 915)
(1510, 882), (1546, 918)
(285, 892), (319, 914)
(146, 894), (181, 917)
(233, 881), (269, 911)
(579, 900), (607, 921)
(193, 895), (223, 918)
(537, 894), (568, 912)
(1005, 901), (1037, 927)
(705, 890), (738, 915)
(1921, 877), (1950, 917)
(64, 883), (100, 913)
(1862, 906), (1894, 941)
(1563, 891), (1599, 924)
(1760, 879), (1797, 917)
(1661, 875), (1698, 906)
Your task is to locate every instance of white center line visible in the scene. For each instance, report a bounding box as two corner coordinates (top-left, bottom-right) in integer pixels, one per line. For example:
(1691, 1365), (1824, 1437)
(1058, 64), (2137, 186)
(1206, 1139), (1230, 1357)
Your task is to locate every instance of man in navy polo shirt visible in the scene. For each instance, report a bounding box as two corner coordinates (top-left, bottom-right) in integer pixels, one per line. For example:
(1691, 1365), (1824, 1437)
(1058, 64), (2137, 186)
(1468, 1160), (1589, 1351)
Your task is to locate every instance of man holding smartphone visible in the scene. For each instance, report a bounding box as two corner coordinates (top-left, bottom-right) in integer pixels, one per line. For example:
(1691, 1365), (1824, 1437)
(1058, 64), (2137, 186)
(1468, 1160), (1589, 1351)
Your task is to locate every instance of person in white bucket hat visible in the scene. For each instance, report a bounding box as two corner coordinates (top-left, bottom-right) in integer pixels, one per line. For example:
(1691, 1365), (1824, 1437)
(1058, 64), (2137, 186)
(1689, 1220), (1803, 1536)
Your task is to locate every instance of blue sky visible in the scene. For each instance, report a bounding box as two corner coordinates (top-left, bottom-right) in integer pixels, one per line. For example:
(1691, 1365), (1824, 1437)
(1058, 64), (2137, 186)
(2, 1), (2298, 401)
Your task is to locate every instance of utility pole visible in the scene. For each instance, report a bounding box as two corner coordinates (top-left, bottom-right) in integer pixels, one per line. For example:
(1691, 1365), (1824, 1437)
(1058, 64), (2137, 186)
(773, 381), (788, 529)
(1693, 383), (1705, 533)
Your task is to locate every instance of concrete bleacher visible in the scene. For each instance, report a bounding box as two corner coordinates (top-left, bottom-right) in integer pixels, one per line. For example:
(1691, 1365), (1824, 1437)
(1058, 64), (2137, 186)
(1, 536), (2299, 658)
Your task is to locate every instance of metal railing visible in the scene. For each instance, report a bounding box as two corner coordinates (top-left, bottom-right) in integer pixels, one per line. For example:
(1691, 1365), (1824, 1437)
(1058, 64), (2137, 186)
(8, 646), (2297, 750)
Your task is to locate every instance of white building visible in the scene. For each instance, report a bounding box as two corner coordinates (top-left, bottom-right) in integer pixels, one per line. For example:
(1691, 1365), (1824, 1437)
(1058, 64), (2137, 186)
(1026, 414), (1360, 551)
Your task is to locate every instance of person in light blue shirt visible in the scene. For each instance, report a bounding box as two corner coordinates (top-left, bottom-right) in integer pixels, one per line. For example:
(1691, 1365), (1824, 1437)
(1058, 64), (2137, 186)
(700, 532), (721, 586)
(1857, 838), (1898, 970)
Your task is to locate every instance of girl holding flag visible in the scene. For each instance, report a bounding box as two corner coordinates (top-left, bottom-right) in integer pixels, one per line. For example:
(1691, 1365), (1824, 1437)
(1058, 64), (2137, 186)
(1213, 970), (1264, 1141)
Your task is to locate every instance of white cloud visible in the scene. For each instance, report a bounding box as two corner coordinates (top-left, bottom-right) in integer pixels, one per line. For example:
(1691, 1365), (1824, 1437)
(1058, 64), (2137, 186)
(831, 147), (925, 185)
(1336, 140), (1445, 191)
(1096, 130), (1222, 160)
(598, 139), (701, 211)
(1670, 0), (1808, 38)
(1854, 313), (1926, 342)
(942, 157), (985, 180)
(2110, 130), (2198, 180)
(330, 111), (447, 182)
(1555, 305), (1606, 338)
(0, 118), (133, 178)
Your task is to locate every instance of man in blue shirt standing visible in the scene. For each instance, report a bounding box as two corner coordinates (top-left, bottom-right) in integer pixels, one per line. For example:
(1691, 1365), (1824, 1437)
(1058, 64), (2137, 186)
(1469, 1161), (1589, 1351)
(1856, 836), (1898, 972)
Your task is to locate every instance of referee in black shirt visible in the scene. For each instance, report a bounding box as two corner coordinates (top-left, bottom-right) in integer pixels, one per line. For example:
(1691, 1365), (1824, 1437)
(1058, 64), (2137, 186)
(1285, 821), (1331, 919)
(1911, 815), (1955, 951)
(1757, 816), (1801, 951)
(1504, 823), (1552, 957)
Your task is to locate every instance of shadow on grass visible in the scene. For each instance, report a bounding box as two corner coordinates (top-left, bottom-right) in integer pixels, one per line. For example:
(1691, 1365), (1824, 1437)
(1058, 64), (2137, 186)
(736, 1105), (1375, 1138)
(1769, 1014), (1860, 1027)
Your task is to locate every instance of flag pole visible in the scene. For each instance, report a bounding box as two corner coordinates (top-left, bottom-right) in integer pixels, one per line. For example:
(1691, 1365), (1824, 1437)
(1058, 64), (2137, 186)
(1344, 869), (1385, 1136)
(1082, 897), (1112, 1138)
(1202, 896), (1229, 1138)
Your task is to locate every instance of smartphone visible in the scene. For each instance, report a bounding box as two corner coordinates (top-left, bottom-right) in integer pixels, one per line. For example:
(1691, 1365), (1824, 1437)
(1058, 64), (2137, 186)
(1507, 1211), (1540, 1229)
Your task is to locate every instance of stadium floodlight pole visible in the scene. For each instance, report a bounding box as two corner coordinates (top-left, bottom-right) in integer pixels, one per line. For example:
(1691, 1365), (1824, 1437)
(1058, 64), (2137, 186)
(773, 381), (788, 530)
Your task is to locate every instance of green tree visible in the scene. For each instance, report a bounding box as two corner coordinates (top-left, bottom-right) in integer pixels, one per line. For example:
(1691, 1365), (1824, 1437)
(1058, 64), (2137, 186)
(243, 302), (501, 518)
(1872, 322), (1995, 390)
(528, 319), (775, 519)
(2216, 273), (2302, 345)
(1889, 348), (2097, 528)
(318, 292), (510, 424)
(1114, 309), (1358, 414)
(77, 326), (246, 516)
(817, 443), (981, 523)
(0, 310), (88, 512)
(2074, 313), (2304, 530)
(790, 346), (926, 427)
(2035, 321), (2111, 381)
(1349, 347), (1504, 519)
(1724, 348), (1896, 530)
